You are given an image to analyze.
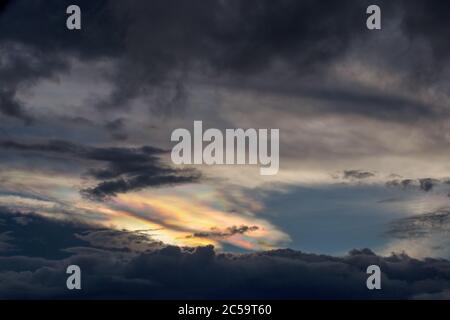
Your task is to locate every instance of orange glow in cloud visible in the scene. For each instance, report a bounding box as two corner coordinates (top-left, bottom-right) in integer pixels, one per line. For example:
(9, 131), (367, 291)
(0, 170), (289, 250)
(100, 186), (290, 250)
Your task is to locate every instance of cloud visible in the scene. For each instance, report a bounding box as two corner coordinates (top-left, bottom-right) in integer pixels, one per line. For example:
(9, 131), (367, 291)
(0, 231), (14, 252)
(0, 209), (449, 299)
(81, 173), (200, 201)
(388, 209), (450, 239)
(419, 178), (439, 192)
(3, 0), (446, 115)
(386, 178), (445, 192)
(104, 118), (128, 141)
(2, 0), (450, 164)
(1, 1), (450, 298)
(0, 88), (32, 123)
(343, 170), (376, 180)
(401, 1), (450, 67)
(0, 43), (67, 123)
(88, 0), (371, 110)
(186, 225), (259, 239)
(0, 140), (201, 200)
(75, 229), (164, 252)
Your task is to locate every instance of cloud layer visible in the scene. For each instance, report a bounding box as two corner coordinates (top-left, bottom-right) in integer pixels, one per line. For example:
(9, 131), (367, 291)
(0, 140), (200, 200)
(1, 0), (450, 295)
(0, 209), (449, 299)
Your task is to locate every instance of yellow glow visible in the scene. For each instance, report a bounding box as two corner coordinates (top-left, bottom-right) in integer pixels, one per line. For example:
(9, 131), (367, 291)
(103, 188), (290, 250)
(1, 170), (290, 250)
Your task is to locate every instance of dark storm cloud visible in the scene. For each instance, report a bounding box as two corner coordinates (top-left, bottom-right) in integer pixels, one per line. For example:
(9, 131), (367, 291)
(0, 43), (67, 123)
(186, 225), (259, 239)
(0, 140), (200, 200)
(0, 207), (96, 259)
(401, 2), (450, 68)
(0, 208), (162, 257)
(81, 172), (200, 201)
(0, 231), (14, 252)
(0, 209), (450, 299)
(75, 229), (164, 252)
(0, 0), (122, 121)
(388, 210), (450, 239)
(0, 88), (31, 123)
(0, 0), (124, 57)
(1, 0), (450, 121)
(84, 0), (375, 111)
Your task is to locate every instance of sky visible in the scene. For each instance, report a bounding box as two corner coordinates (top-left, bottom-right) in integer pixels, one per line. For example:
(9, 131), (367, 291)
(0, 0), (450, 299)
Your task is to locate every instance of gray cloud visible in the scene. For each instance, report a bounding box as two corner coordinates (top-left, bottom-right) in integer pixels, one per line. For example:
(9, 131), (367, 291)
(386, 178), (445, 192)
(0, 43), (67, 123)
(0, 88), (31, 123)
(1, 0), (450, 300)
(0, 231), (14, 252)
(81, 173), (200, 200)
(104, 118), (128, 141)
(343, 170), (376, 180)
(2, 0), (449, 119)
(388, 209), (450, 239)
(0, 140), (201, 200)
(0, 209), (450, 299)
(401, 1), (450, 68)
(75, 229), (164, 252)
(186, 225), (259, 239)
